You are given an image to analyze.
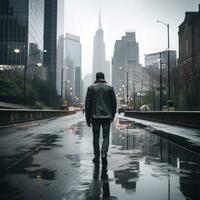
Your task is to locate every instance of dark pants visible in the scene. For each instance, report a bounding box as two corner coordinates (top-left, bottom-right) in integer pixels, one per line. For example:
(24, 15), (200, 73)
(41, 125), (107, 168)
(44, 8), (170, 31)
(92, 119), (111, 157)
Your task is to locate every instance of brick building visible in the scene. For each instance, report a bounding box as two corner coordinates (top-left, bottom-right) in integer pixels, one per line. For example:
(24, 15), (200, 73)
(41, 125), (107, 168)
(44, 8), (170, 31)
(178, 4), (200, 110)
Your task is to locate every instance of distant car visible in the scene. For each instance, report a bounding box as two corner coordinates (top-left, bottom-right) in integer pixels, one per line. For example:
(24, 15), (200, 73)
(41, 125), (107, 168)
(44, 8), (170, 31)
(118, 104), (129, 114)
(68, 107), (75, 111)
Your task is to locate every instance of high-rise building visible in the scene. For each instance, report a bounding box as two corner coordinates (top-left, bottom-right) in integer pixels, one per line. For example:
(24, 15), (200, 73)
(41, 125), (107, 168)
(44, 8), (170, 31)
(44, 0), (64, 87)
(145, 50), (177, 68)
(92, 11), (110, 83)
(144, 50), (177, 86)
(112, 31), (142, 105)
(83, 73), (92, 101)
(62, 33), (82, 103)
(56, 35), (64, 95)
(0, 0), (45, 77)
(144, 50), (177, 110)
(178, 4), (200, 110)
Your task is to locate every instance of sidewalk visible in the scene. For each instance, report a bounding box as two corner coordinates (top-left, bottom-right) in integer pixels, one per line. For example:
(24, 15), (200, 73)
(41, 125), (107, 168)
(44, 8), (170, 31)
(118, 113), (200, 153)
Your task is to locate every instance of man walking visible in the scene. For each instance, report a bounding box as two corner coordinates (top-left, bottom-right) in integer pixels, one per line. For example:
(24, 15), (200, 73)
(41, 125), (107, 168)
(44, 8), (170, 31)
(85, 72), (117, 164)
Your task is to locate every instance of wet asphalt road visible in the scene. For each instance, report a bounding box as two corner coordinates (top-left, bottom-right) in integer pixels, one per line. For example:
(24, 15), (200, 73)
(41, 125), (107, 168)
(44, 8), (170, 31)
(0, 112), (200, 200)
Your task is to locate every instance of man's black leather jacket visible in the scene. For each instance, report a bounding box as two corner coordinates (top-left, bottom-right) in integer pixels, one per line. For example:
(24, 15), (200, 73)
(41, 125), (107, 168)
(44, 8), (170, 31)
(85, 79), (117, 123)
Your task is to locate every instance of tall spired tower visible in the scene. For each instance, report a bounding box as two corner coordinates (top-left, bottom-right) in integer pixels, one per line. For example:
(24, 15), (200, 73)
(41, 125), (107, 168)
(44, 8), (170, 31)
(92, 11), (110, 83)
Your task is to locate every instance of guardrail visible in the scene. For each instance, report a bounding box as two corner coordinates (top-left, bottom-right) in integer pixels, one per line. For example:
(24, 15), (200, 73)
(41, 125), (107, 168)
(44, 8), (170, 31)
(124, 111), (200, 129)
(0, 109), (76, 126)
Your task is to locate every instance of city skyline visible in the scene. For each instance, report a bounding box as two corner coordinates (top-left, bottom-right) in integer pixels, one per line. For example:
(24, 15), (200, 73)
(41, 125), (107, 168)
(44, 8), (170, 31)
(64, 0), (200, 78)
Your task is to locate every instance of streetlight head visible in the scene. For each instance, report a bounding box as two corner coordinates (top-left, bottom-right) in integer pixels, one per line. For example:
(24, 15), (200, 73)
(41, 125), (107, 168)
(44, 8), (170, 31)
(14, 48), (20, 53)
(156, 20), (168, 26)
(36, 62), (42, 67)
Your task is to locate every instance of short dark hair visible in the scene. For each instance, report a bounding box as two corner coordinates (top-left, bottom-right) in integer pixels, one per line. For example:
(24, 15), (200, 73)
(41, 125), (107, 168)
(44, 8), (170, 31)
(96, 72), (105, 79)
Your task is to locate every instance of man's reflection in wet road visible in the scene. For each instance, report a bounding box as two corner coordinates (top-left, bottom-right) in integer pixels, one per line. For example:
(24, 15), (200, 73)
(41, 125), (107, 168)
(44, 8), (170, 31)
(85, 158), (115, 200)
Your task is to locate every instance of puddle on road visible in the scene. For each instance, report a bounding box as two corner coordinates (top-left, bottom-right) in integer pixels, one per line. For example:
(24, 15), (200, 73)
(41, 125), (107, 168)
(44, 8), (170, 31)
(106, 118), (200, 200)
(1, 118), (200, 200)
(66, 118), (200, 200)
(27, 168), (56, 180)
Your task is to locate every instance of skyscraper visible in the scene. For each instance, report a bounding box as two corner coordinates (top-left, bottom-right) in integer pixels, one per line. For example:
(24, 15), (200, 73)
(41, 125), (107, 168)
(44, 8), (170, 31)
(62, 33), (82, 103)
(83, 73), (92, 101)
(112, 31), (142, 104)
(144, 50), (177, 110)
(44, 0), (64, 87)
(92, 11), (110, 83)
(0, 0), (45, 76)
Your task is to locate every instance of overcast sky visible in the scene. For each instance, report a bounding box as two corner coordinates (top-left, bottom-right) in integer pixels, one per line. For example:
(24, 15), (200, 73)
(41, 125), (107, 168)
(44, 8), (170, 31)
(64, 0), (200, 78)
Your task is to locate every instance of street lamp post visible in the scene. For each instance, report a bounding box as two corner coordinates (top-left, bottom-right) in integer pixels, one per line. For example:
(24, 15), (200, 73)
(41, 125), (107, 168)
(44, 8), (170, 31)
(157, 20), (171, 100)
(133, 82), (136, 109)
(61, 67), (64, 107)
(14, 48), (27, 106)
(126, 71), (129, 106)
(121, 85), (125, 104)
(119, 67), (129, 106)
(158, 54), (163, 111)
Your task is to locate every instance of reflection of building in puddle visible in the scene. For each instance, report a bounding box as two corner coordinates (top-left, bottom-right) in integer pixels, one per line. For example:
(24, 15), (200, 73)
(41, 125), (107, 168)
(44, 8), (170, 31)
(143, 133), (160, 158)
(112, 123), (144, 151)
(113, 118), (200, 199)
(114, 161), (139, 192)
(115, 118), (135, 130)
(180, 173), (200, 200)
(144, 136), (200, 200)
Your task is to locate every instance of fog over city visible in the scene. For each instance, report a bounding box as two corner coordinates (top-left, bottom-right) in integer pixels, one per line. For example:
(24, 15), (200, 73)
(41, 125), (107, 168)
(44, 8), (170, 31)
(64, 0), (200, 77)
(1, 1), (200, 199)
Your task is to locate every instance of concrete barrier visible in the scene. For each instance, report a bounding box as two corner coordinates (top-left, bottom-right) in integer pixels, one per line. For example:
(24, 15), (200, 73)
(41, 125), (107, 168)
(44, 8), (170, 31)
(0, 109), (76, 126)
(124, 111), (200, 129)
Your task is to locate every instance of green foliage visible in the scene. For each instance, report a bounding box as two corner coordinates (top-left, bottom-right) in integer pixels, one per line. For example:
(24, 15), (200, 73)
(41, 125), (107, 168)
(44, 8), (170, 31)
(0, 73), (23, 103)
(0, 73), (59, 108)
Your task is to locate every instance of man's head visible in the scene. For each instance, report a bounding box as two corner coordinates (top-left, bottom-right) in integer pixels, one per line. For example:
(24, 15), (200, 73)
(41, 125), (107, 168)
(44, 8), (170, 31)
(96, 72), (105, 80)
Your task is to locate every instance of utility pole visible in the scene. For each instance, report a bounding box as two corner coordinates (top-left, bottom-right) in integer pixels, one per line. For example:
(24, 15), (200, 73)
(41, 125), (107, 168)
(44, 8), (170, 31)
(60, 67), (64, 109)
(140, 80), (143, 106)
(159, 53), (163, 111)
(167, 24), (171, 100)
(157, 20), (171, 100)
(152, 80), (155, 111)
(126, 71), (129, 106)
(133, 82), (136, 110)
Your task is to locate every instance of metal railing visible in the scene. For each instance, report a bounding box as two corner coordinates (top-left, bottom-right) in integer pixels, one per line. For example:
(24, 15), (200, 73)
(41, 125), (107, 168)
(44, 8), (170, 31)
(125, 111), (200, 129)
(0, 109), (75, 126)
